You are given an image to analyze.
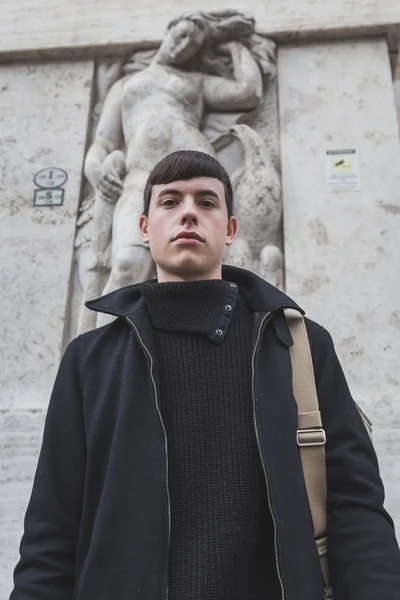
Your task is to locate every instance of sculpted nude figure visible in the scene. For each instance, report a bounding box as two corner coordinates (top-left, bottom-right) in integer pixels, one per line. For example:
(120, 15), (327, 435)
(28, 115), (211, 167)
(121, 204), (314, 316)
(83, 12), (264, 326)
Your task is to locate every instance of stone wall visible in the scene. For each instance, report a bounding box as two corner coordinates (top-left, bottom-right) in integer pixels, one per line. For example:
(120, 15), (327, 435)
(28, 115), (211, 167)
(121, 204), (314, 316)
(395, 63), (400, 132)
(279, 38), (400, 533)
(0, 59), (94, 598)
(1, 0), (399, 58)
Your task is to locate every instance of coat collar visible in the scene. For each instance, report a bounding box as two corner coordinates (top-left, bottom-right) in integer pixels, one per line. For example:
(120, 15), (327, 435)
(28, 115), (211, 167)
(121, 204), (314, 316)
(86, 265), (304, 319)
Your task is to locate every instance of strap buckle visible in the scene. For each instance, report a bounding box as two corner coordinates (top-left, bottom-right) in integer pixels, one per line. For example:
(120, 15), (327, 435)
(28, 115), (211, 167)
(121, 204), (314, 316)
(297, 428), (326, 447)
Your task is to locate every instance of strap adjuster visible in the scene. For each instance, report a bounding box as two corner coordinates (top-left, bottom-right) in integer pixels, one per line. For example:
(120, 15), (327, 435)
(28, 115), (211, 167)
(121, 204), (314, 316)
(297, 428), (326, 447)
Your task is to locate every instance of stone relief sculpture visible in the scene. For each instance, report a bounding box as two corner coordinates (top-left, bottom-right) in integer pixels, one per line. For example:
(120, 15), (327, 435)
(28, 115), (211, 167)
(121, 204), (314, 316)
(74, 10), (282, 332)
(224, 124), (283, 288)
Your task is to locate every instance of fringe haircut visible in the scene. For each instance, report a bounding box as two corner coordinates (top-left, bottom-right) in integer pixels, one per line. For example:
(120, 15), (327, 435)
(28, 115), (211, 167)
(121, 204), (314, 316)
(143, 150), (233, 217)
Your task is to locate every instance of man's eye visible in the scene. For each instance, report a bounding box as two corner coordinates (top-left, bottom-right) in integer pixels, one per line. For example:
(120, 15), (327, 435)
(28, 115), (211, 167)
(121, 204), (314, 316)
(162, 199), (178, 206)
(200, 200), (215, 208)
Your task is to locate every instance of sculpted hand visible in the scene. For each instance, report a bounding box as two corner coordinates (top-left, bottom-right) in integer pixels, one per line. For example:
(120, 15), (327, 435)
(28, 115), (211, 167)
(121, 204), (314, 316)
(217, 41), (240, 56)
(97, 150), (126, 203)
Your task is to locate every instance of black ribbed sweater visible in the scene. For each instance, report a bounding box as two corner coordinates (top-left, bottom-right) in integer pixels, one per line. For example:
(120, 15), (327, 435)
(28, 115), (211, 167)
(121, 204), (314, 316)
(140, 279), (280, 600)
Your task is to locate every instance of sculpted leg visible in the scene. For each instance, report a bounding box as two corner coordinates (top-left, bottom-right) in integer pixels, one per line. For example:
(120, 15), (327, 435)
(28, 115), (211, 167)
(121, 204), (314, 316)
(224, 237), (253, 271)
(95, 172), (156, 327)
(104, 244), (154, 292)
(96, 244), (155, 327)
(259, 244), (284, 289)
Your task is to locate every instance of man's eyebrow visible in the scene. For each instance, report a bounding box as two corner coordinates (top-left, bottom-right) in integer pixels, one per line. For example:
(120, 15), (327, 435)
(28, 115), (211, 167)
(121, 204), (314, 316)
(157, 188), (221, 201)
(157, 188), (183, 198)
(196, 189), (221, 201)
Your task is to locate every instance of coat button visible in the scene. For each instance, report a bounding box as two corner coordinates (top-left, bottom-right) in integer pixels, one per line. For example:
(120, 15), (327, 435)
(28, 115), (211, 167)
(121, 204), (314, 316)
(225, 304), (232, 311)
(216, 329), (223, 336)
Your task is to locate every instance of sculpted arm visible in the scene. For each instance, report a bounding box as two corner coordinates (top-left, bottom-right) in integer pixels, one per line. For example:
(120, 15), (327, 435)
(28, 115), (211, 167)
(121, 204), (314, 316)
(83, 78), (126, 272)
(203, 41), (262, 112)
(84, 78), (124, 189)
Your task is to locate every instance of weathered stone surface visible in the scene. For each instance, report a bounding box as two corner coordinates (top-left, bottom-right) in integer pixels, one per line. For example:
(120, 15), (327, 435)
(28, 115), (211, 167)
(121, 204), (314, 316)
(0, 409), (47, 597)
(279, 38), (400, 533)
(0, 59), (93, 409)
(373, 428), (400, 523)
(395, 63), (400, 134)
(0, 0), (399, 59)
(225, 124), (283, 288)
(0, 59), (93, 597)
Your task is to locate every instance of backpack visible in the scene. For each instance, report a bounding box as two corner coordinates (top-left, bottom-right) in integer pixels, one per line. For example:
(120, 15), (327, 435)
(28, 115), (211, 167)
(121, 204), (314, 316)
(284, 309), (373, 600)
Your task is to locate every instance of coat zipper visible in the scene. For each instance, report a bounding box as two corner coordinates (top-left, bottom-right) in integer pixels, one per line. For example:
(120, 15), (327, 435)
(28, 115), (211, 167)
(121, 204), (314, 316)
(126, 317), (171, 600)
(252, 312), (285, 600)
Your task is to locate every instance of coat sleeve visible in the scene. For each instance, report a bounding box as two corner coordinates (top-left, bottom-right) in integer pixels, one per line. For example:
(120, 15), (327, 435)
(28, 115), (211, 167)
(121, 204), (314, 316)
(10, 336), (86, 600)
(307, 320), (400, 599)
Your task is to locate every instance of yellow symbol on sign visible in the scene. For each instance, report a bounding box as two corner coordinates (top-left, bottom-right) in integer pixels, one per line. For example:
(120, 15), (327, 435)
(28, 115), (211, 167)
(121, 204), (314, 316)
(332, 155), (353, 173)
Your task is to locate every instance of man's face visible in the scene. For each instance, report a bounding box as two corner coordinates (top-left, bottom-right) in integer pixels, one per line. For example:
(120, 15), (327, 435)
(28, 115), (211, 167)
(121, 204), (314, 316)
(139, 177), (237, 282)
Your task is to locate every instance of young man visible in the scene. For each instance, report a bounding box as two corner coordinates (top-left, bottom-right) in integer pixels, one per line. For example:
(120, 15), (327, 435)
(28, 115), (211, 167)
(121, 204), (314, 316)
(11, 151), (400, 600)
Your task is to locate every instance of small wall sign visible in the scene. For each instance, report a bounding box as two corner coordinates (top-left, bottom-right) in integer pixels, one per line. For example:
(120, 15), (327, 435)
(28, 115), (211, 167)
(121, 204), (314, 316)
(34, 167), (68, 189)
(34, 189), (65, 206)
(325, 149), (361, 192)
(33, 167), (68, 206)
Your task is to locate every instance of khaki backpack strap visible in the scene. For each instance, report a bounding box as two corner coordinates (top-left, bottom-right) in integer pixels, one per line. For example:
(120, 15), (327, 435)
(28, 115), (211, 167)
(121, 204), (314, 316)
(284, 309), (327, 540)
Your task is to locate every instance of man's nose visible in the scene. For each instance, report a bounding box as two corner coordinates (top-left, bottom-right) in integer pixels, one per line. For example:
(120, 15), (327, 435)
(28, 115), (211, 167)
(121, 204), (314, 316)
(179, 198), (198, 226)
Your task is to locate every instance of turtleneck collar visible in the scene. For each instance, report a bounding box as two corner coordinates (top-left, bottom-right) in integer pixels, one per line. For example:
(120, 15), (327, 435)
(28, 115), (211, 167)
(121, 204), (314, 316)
(139, 279), (239, 344)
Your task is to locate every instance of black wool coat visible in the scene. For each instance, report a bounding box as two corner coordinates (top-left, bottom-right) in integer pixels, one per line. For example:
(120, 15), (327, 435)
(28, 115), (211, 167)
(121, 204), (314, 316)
(10, 266), (400, 600)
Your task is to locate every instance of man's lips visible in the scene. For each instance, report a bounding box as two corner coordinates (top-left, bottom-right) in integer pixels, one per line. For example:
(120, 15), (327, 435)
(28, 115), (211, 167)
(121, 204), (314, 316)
(172, 232), (204, 244)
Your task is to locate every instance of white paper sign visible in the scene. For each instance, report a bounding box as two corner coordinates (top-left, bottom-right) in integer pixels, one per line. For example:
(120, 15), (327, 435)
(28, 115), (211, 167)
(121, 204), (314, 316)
(325, 149), (361, 191)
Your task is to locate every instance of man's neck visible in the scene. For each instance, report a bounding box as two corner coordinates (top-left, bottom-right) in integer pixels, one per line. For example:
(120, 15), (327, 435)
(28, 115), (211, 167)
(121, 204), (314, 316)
(156, 267), (222, 283)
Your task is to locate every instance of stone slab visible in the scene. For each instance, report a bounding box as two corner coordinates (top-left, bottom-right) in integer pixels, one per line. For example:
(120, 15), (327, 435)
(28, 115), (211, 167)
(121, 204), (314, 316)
(0, 409), (46, 598)
(0, 0), (399, 59)
(395, 64), (400, 133)
(279, 37), (400, 533)
(0, 58), (94, 598)
(0, 59), (93, 410)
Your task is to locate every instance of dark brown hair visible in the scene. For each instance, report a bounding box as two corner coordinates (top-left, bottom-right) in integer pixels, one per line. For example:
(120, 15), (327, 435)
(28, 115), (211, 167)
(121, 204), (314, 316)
(142, 150), (233, 217)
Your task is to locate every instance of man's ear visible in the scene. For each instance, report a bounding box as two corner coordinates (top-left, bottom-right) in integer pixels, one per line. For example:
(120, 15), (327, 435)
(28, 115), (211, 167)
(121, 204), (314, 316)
(139, 214), (150, 244)
(225, 216), (238, 246)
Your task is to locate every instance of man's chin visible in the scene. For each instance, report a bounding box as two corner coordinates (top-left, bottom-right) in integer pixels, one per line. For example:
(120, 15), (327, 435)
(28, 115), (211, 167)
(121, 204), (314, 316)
(159, 258), (218, 278)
